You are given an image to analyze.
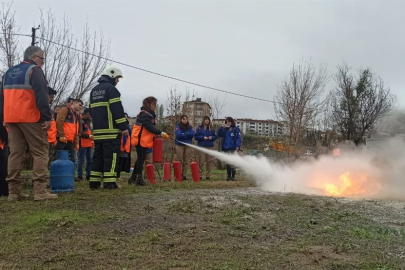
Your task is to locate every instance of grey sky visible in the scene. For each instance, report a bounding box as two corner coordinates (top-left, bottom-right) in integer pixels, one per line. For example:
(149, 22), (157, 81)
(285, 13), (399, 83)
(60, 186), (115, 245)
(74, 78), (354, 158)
(11, 0), (405, 120)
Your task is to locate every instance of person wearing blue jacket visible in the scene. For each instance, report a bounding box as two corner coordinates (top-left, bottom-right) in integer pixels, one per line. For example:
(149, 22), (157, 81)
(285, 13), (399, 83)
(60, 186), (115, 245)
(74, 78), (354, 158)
(194, 116), (217, 180)
(175, 115), (195, 180)
(217, 117), (242, 181)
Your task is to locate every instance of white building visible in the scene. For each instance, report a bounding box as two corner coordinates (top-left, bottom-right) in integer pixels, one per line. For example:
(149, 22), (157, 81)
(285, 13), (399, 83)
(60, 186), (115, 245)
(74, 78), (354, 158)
(212, 118), (283, 137)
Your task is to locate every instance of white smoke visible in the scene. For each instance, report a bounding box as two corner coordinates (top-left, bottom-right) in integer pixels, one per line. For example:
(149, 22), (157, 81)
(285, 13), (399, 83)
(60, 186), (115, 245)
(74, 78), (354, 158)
(183, 138), (405, 200)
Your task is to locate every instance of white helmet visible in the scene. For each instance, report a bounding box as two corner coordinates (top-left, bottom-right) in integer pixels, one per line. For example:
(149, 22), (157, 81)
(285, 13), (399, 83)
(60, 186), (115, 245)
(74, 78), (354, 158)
(102, 66), (123, 79)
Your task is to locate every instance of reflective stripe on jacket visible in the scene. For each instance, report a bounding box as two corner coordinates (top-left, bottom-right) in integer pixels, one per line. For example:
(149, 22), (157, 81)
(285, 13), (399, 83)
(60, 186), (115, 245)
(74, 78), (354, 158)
(2, 62), (40, 123)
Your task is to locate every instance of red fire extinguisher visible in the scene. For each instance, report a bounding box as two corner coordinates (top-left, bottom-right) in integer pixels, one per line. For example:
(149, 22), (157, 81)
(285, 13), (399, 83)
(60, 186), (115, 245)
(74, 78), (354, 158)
(173, 158), (182, 182)
(163, 159), (171, 181)
(145, 163), (156, 184)
(153, 138), (163, 163)
(190, 159), (200, 182)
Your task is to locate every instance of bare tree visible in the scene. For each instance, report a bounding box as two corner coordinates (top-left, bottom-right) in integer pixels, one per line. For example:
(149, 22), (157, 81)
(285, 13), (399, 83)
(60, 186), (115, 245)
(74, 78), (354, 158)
(274, 60), (329, 151)
(37, 9), (110, 106)
(330, 63), (396, 144)
(0, 2), (20, 74)
(70, 20), (110, 100)
(208, 93), (227, 120)
(37, 8), (77, 106)
(166, 86), (183, 133)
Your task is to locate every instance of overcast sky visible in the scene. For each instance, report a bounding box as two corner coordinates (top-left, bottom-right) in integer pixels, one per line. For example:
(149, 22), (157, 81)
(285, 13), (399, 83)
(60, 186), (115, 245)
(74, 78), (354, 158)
(10, 0), (405, 120)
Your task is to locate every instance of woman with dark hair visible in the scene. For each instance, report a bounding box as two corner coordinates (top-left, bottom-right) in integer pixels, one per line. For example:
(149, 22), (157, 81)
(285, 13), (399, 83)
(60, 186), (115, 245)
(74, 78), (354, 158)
(194, 116), (217, 180)
(218, 117), (242, 181)
(175, 115), (195, 180)
(129, 96), (169, 185)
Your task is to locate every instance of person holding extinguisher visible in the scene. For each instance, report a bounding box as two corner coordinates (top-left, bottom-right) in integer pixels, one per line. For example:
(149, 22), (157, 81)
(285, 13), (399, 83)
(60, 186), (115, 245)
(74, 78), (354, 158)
(194, 116), (217, 180)
(175, 115), (195, 180)
(129, 96), (169, 186)
(218, 117), (242, 181)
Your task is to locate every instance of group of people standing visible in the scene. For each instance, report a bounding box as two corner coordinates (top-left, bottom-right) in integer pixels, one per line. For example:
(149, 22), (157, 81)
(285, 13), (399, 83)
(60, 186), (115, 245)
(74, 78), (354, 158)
(173, 115), (242, 181)
(0, 45), (243, 202)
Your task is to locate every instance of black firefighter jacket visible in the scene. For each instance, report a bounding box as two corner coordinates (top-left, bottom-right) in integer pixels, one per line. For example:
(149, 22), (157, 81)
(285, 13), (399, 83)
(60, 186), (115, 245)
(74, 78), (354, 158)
(89, 76), (128, 141)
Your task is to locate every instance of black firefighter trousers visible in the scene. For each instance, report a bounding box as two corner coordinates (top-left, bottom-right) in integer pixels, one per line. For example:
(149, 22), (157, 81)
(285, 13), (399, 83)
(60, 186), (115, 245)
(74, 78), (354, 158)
(89, 135), (121, 187)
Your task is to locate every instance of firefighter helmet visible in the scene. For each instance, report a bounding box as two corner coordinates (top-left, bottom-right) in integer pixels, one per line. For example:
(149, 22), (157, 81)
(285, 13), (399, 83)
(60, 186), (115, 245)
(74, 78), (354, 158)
(102, 66), (123, 79)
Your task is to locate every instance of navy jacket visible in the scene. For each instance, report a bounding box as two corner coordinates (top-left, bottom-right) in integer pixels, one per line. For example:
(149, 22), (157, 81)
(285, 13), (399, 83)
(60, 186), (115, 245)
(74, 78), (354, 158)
(175, 123), (195, 146)
(218, 126), (242, 151)
(194, 125), (217, 147)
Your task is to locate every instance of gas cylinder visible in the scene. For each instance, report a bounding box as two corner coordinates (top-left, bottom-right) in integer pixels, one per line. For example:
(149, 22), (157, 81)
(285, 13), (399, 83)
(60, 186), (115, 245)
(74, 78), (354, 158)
(163, 160), (171, 181)
(190, 159), (200, 182)
(50, 150), (74, 193)
(173, 159), (182, 182)
(153, 138), (163, 163)
(145, 163), (156, 184)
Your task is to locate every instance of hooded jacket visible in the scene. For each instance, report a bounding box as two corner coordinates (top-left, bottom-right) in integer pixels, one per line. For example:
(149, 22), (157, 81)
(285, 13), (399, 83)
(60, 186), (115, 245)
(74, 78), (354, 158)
(175, 123), (195, 146)
(194, 125), (217, 147)
(218, 126), (242, 151)
(89, 75), (128, 141)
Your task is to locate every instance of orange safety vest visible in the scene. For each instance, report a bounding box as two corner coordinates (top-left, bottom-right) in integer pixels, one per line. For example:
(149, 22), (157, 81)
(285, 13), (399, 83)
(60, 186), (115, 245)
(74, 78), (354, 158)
(2, 61), (42, 123)
(63, 106), (79, 142)
(47, 113), (57, 143)
(131, 110), (155, 148)
(0, 140), (4, 150)
(80, 120), (93, 148)
(121, 134), (131, 152)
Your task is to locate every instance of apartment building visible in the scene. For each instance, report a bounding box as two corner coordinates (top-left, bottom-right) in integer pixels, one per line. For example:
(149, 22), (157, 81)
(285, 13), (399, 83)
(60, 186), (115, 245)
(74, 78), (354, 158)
(212, 118), (283, 137)
(182, 98), (212, 128)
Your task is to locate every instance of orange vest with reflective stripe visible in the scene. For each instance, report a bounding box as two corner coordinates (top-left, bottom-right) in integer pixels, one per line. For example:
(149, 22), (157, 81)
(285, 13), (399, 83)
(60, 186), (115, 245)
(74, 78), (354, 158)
(47, 114), (57, 143)
(121, 135), (131, 152)
(63, 107), (79, 142)
(131, 110), (155, 148)
(2, 62), (42, 123)
(81, 121), (93, 148)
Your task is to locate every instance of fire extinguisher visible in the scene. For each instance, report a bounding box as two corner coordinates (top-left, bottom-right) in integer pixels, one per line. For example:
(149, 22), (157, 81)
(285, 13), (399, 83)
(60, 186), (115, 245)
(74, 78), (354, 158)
(190, 159), (200, 182)
(173, 158), (182, 182)
(145, 163), (156, 184)
(163, 159), (171, 181)
(153, 138), (163, 163)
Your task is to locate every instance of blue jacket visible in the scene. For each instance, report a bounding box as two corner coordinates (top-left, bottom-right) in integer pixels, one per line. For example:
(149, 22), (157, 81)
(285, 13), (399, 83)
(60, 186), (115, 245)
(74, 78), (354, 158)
(218, 126), (242, 151)
(175, 123), (195, 146)
(194, 125), (217, 147)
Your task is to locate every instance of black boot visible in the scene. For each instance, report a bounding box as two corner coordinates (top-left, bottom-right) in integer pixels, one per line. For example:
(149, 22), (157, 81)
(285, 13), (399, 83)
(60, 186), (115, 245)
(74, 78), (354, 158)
(89, 181), (101, 190)
(128, 174), (137, 185)
(135, 175), (147, 186)
(103, 182), (118, 189)
(231, 169), (236, 181)
(226, 165), (231, 181)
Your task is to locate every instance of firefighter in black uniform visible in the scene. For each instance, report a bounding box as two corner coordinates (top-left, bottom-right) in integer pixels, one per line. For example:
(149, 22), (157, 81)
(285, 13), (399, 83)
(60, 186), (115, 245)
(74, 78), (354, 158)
(89, 66), (129, 190)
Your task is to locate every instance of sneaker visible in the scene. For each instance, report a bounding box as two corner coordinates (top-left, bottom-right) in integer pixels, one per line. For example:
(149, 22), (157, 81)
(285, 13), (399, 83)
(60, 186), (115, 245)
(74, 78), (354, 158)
(103, 182), (119, 190)
(182, 176), (187, 181)
(7, 193), (30, 202)
(85, 175), (90, 181)
(231, 177), (235, 181)
(206, 177), (210, 180)
(89, 181), (101, 190)
(34, 192), (58, 201)
(226, 176), (231, 181)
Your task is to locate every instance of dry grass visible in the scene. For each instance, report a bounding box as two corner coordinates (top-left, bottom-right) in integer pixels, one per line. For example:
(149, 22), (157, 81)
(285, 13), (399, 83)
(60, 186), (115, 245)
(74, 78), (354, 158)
(0, 170), (404, 270)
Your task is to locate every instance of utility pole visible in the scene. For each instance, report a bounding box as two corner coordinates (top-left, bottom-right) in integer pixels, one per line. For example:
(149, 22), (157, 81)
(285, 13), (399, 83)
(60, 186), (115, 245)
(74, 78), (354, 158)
(31, 25), (40, 46)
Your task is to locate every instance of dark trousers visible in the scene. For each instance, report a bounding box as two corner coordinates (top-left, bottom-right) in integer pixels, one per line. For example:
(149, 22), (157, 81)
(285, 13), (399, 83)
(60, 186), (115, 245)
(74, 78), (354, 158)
(224, 149), (236, 178)
(133, 144), (147, 176)
(90, 136), (120, 183)
(0, 145), (8, 196)
(55, 141), (75, 164)
(78, 147), (92, 178)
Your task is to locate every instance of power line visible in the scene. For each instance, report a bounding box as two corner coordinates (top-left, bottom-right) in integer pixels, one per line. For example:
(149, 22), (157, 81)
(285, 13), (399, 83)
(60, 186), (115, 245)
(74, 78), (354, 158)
(1, 32), (282, 104)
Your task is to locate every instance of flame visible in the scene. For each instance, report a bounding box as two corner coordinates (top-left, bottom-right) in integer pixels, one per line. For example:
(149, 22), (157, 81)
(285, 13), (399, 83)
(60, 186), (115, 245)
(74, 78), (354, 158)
(312, 171), (382, 197)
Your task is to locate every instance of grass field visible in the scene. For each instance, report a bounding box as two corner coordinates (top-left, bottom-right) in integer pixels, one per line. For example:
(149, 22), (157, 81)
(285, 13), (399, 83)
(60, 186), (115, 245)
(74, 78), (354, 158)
(1, 170), (404, 270)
